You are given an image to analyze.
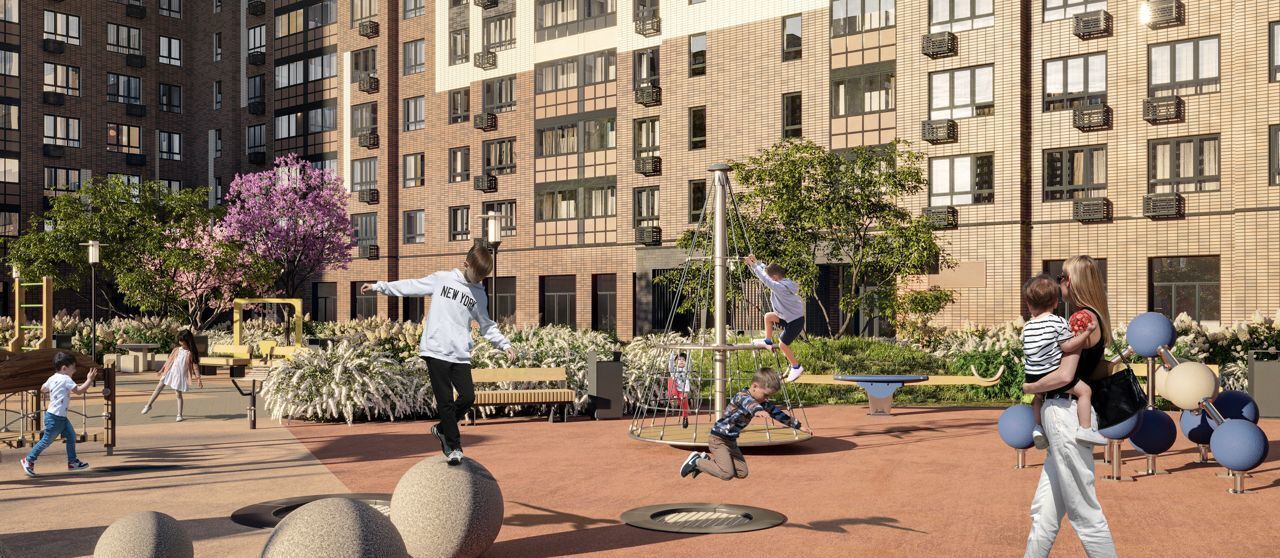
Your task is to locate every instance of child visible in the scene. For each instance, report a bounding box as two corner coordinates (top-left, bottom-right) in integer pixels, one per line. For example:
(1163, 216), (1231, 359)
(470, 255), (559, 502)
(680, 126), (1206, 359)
(141, 330), (203, 421)
(668, 353), (691, 429)
(743, 254), (806, 382)
(1021, 274), (1107, 447)
(679, 368), (811, 480)
(20, 352), (98, 477)
(362, 242), (515, 465)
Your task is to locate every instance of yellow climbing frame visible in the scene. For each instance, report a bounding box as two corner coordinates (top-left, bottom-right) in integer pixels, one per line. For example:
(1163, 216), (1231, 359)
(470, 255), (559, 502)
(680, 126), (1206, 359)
(232, 298), (304, 347)
(9, 275), (53, 352)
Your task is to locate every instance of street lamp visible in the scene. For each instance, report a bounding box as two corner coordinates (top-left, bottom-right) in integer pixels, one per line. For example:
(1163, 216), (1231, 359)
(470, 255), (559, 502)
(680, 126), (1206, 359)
(483, 211), (503, 321)
(79, 241), (104, 363)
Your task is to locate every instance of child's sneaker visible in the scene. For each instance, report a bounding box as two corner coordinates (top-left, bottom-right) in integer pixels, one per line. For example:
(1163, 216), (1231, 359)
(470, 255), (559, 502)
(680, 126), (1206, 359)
(447, 449), (463, 465)
(681, 416), (689, 429)
(751, 338), (776, 350)
(785, 364), (805, 383)
(140, 404), (151, 415)
(1032, 426), (1049, 449)
(1075, 427), (1108, 446)
(19, 458), (35, 477)
(679, 451), (701, 478)
(67, 460), (90, 471)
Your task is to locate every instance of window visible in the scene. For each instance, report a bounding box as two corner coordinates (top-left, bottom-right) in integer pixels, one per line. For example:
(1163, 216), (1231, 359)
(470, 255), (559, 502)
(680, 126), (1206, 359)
(43, 115), (80, 147)
(1044, 145), (1105, 200)
(929, 153), (994, 206)
(160, 0), (181, 17)
(783, 15), (802, 61)
(537, 0), (579, 29)
(929, 65), (994, 120)
(106, 123), (142, 154)
(584, 117), (616, 151)
(404, 97), (424, 131)
(213, 80), (222, 110)
(1044, 53), (1106, 112)
(159, 36), (182, 65)
(309, 0), (338, 28)
(689, 106), (706, 149)
(43, 11), (81, 45)
(592, 274), (617, 334)
(482, 200), (517, 237)
(1271, 125), (1280, 186)
(930, 0), (994, 33)
(1150, 256), (1219, 321)
(832, 63), (895, 117)
(404, 0), (424, 19)
(536, 57), (579, 93)
(1043, 259), (1107, 318)
(312, 283), (337, 322)
(449, 88), (470, 123)
(1149, 37), (1219, 97)
(351, 157), (377, 191)
(107, 73), (142, 104)
(106, 24), (141, 55)
(1044, 0), (1104, 21)
(215, 129), (222, 157)
(352, 212), (377, 249)
(214, 0), (221, 13)
(634, 117), (660, 157)
(483, 277), (516, 323)
(1272, 22), (1280, 82)
(484, 13), (515, 51)
(159, 83), (182, 113)
(213, 32), (222, 62)
(450, 30), (469, 65)
(0, 104), (13, 130)
(689, 179), (707, 223)
(404, 297), (424, 323)
(483, 138), (516, 175)
(247, 124), (266, 154)
(248, 25), (266, 53)
(403, 153), (423, 188)
(160, 179), (181, 192)
(404, 40), (424, 74)
(1149, 135), (1220, 193)
(109, 173), (141, 186)
(43, 63), (80, 96)
(351, 102), (376, 135)
(634, 187), (659, 228)
(0, 0), (16, 23)
(449, 206), (471, 241)
(536, 188), (577, 221)
(689, 34), (706, 77)
(351, 0), (377, 26)
(307, 106), (336, 132)
(44, 167), (83, 195)
(538, 124), (578, 157)
(634, 47), (659, 88)
(585, 184), (616, 217)
(352, 47), (377, 81)
(583, 50), (616, 85)
(351, 281), (378, 319)
(248, 75), (264, 103)
(831, 0), (896, 37)
(275, 53), (337, 87)
(0, 52), (13, 77)
(483, 76), (516, 113)
(450, 147), (470, 182)
(158, 131), (181, 160)
(782, 93), (803, 138)
(540, 275), (577, 328)
(403, 210), (424, 244)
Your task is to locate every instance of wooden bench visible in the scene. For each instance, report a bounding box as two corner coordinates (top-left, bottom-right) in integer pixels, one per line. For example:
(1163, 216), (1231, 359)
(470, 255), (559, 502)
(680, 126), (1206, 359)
(200, 344), (252, 378)
(468, 367), (575, 424)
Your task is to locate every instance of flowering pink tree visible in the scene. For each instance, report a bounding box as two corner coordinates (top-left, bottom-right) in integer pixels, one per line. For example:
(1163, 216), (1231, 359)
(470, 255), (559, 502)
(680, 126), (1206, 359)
(141, 230), (276, 330)
(217, 154), (356, 299)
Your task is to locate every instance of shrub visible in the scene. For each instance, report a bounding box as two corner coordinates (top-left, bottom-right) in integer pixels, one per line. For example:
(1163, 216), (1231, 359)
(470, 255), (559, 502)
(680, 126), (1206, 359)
(261, 341), (434, 424)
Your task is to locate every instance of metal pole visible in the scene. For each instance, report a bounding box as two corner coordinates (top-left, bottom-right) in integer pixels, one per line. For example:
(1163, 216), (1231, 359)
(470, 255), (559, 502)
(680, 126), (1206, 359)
(91, 263), (97, 363)
(710, 163), (730, 420)
(491, 247), (497, 320)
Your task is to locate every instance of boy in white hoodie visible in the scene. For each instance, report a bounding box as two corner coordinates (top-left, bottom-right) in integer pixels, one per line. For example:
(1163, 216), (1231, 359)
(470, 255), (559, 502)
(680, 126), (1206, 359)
(743, 254), (806, 382)
(362, 243), (515, 464)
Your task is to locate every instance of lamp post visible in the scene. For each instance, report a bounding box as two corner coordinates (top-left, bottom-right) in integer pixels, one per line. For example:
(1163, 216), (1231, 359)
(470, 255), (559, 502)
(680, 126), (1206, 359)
(79, 241), (103, 363)
(483, 211), (503, 321)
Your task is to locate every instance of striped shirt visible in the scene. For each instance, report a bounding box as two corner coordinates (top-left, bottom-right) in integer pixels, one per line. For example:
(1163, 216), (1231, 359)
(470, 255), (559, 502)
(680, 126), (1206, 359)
(1022, 314), (1074, 382)
(710, 389), (802, 440)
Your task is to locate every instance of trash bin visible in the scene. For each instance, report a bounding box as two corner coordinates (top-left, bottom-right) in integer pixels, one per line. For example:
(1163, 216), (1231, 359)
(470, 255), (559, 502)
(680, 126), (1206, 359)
(587, 352), (624, 420)
(1248, 350), (1280, 418)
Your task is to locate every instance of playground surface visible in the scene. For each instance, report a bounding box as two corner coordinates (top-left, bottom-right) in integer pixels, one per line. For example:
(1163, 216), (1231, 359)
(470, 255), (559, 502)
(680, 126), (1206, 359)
(2, 375), (1278, 557)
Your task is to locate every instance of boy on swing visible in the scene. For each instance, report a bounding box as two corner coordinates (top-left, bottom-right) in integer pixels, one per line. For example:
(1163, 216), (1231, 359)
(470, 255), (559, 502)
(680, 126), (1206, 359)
(743, 254), (806, 382)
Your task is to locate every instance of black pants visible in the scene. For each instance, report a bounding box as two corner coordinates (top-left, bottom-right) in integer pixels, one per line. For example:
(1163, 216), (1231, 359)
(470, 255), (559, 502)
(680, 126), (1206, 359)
(424, 356), (474, 451)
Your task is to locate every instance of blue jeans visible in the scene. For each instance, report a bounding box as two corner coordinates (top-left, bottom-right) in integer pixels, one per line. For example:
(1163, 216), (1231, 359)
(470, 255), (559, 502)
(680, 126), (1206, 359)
(25, 412), (77, 464)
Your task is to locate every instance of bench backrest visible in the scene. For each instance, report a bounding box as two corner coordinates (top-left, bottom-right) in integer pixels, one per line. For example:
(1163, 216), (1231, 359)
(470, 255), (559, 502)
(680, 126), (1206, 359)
(210, 344), (251, 359)
(471, 367), (567, 384)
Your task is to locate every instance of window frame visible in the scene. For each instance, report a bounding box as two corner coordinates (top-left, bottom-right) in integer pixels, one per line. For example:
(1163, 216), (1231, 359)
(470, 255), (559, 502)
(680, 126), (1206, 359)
(159, 83), (182, 113)
(43, 115), (81, 147)
(689, 106), (706, 150)
(1043, 144), (1107, 201)
(43, 63), (81, 96)
(351, 157), (378, 192)
(448, 205), (471, 241)
(782, 92), (803, 138)
(689, 179), (707, 223)
(831, 62), (896, 117)
(107, 73), (142, 105)
(1271, 124), (1280, 186)
(634, 117), (660, 158)
(106, 122), (142, 154)
(592, 273), (617, 334)
(159, 36), (182, 66)
(449, 88), (470, 123)
(929, 64), (995, 120)
(450, 29), (469, 65)
(43, 10), (81, 45)
(481, 199), (517, 238)
(404, 39), (425, 75)
(483, 12), (516, 51)
(1043, 0), (1105, 22)
(1271, 22), (1280, 83)
(483, 137), (517, 176)
(634, 47), (660, 89)
(782, 14), (802, 61)
(404, 96), (424, 131)
(403, 153), (424, 188)
(246, 123), (266, 153)
(689, 33), (706, 77)
(449, 146), (470, 183)
(928, 153), (995, 206)
(929, 0), (995, 33)
(634, 186), (660, 228)
(1148, 256), (1220, 322)
(540, 275), (577, 328)
(44, 166), (83, 195)
(158, 131), (181, 160)
(403, 210), (425, 244)
(1148, 36), (1220, 97)
(350, 0), (378, 26)
(482, 75), (517, 113)
(106, 23), (142, 55)
(404, 0), (424, 19)
(830, 0), (897, 37)
(1043, 52), (1107, 112)
(1148, 134), (1221, 194)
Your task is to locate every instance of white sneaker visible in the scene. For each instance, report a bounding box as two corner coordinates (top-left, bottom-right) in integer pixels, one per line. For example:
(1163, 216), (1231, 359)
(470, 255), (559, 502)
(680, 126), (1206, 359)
(175, 415), (184, 422)
(141, 405), (151, 415)
(1032, 426), (1049, 449)
(785, 365), (804, 383)
(751, 338), (776, 350)
(1075, 426), (1107, 446)
(447, 449), (463, 464)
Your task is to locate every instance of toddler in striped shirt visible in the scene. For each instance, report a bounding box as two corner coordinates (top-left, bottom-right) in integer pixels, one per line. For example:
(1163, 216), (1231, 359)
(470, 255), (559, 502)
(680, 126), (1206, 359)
(1022, 274), (1107, 448)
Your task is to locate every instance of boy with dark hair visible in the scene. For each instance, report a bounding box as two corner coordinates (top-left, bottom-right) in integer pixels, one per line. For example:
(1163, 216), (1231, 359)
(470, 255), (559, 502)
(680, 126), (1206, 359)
(1022, 274), (1106, 447)
(363, 242), (515, 464)
(679, 368), (811, 480)
(20, 352), (98, 477)
(743, 254), (806, 382)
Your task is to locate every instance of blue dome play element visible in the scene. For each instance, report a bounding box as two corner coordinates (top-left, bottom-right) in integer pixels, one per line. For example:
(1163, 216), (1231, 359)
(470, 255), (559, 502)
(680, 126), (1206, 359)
(1100, 410), (1142, 440)
(1209, 419), (1269, 472)
(998, 405), (1036, 450)
(1180, 410), (1215, 445)
(1212, 390), (1260, 424)
(1126, 312), (1177, 358)
(1129, 409), (1177, 455)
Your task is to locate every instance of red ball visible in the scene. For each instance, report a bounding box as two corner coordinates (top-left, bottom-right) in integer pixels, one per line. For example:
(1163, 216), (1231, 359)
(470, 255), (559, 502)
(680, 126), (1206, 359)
(1069, 310), (1094, 332)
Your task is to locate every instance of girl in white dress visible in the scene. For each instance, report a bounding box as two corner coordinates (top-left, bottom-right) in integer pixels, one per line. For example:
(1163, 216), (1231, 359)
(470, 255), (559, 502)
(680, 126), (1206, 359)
(141, 330), (203, 421)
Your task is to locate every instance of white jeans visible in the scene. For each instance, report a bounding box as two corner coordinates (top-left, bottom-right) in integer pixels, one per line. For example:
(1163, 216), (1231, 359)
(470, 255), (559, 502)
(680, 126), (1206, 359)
(1024, 398), (1117, 558)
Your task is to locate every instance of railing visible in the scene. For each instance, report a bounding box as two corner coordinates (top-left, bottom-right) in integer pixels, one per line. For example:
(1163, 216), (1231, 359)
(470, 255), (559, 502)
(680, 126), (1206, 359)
(1072, 105), (1112, 131)
(1073, 10), (1112, 39)
(1143, 96), (1184, 124)
(922, 119), (958, 144)
(922, 32), (958, 58)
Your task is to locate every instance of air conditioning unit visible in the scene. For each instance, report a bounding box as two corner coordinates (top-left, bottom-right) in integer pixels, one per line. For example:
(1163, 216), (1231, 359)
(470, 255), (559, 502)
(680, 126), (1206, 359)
(126, 54), (146, 68)
(1072, 105), (1112, 131)
(247, 51), (266, 66)
(1146, 0), (1185, 29)
(923, 206), (959, 229)
(635, 85), (662, 107)
(125, 4), (146, 18)
(473, 112), (497, 131)
(474, 175), (497, 193)
(248, 151), (267, 164)
(1143, 96), (1184, 124)
(474, 50), (497, 70)
(635, 14), (661, 37)
(358, 188), (380, 204)
(1072, 198), (1112, 223)
(358, 130), (379, 149)
(922, 31), (958, 59)
(358, 20), (380, 38)
(1143, 192), (1185, 219)
(359, 244), (380, 260)
(42, 145), (66, 158)
(474, 0), (498, 8)
(125, 103), (147, 117)
(248, 101), (266, 115)
(42, 38), (66, 54)
(248, 0), (266, 16)
(922, 119), (958, 144)
(358, 76), (380, 93)
(42, 92), (66, 106)
(1073, 10), (1113, 39)
(636, 226), (663, 246)
(636, 156), (662, 177)
(125, 154), (147, 167)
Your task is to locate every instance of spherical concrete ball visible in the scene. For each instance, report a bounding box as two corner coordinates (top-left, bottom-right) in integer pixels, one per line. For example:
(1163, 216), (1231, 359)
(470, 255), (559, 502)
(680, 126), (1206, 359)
(1180, 410), (1215, 445)
(1164, 362), (1219, 410)
(997, 405), (1036, 449)
(1209, 419), (1269, 472)
(1100, 410), (1143, 440)
(1212, 390), (1260, 423)
(93, 511), (193, 558)
(1126, 312), (1176, 358)
(1128, 409), (1177, 455)
(261, 497), (407, 558)
(391, 456), (503, 558)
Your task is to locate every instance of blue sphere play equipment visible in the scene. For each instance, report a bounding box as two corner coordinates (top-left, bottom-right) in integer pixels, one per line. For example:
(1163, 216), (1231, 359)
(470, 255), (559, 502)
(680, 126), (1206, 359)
(1129, 409), (1177, 455)
(1101, 410), (1142, 440)
(1212, 390), (1260, 423)
(1180, 410), (1215, 445)
(1125, 312), (1177, 358)
(1210, 419), (1269, 473)
(998, 405), (1036, 450)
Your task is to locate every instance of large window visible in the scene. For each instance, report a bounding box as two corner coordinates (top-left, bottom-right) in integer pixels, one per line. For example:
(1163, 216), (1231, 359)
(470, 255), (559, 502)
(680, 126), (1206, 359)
(1149, 37), (1219, 97)
(449, 88), (470, 123)
(158, 131), (181, 160)
(483, 138), (516, 175)
(449, 206), (471, 241)
(1271, 125), (1280, 186)
(929, 153), (993, 206)
(592, 274), (617, 334)
(107, 73), (141, 104)
(403, 210), (424, 244)
(247, 124), (266, 154)
(689, 179), (707, 223)
(483, 76), (516, 113)
(106, 123), (141, 154)
(352, 47), (377, 81)
(634, 48), (659, 88)
(536, 57), (579, 93)
(929, 65), (994, 120)
(44, 167), (83, 195)
(484, 13), (516, 51)
(274, 0), (336, 37)
(1149, 135), (1219, 193)
(634, 117), (660, 158)
(689, 106), (706, 150)
(584, 50), (616, 84)
(1044, 145), (1106, 200)
(351, 281), (378, 319)
(450, 30), (469, 65)
(404, 0), (424, 19)
(482, 200), (517, 238)
(537, 124), (578, 157)
(585, 184), (616, 218)
(249, 26), (266, 53)
(351, 102), (376, 135)
(43, 115), (80, 147)
(1045, 0), (1105, 21)
(1272, 22), (1280, 82)
(0, 51), (14, 78)
(404, 97), (424, 131)
(536, 188), (578, 221)
(449, 147), (470, 182)
(540, 275), (577, 328)
(275, 53), (337, 88)
(351, 0), (377, 26)
(782, 93), (803, 138)
(783, 14), (802, 61)
(584, 117), (615, 151)
(0, 104), (13, 131)
(106, 24), (142, 55)
(1150, 256), (1220, 321)
(634, 187), (659, 228)
(159, 36), (182, 66)
(403, 153), (423, 188)
(160, 0), (182, 17)
(352, 213), (377, 249)
(0, 0), (14, 23)
(351, 157), (377, 192)
(832, 62), (895, 117)
(159, 83), (182, 113)
(43, 11), (81, 45)
(43, 63), (80, 96)
(689, 34), (706, 77)
(312, 283), (337, 322)
(930, 0), (993, 33)
(404, 40), (425, 74)
(831, 0), (896, 37)
(1044, 53), (1106, 112)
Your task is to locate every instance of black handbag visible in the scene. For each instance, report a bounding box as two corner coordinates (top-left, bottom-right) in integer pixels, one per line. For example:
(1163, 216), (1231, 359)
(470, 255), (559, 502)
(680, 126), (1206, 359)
(1089, 365), (1147, 429)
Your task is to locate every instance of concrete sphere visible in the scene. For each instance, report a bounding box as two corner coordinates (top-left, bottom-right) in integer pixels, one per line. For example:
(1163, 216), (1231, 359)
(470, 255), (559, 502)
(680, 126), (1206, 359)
(261, 497), (406, 558)
(1100, 410), (1142, 440)
(1180, 410), (1215, 445)
(997, 405), (1036, 449)
(1129, 409), (1177, 455)
(391, 456), (504, 558)
(1126, 312), (1176, 358)
(1210, 419), (1269, 472)
(1163, 362), (1219, 410)
(93, 511), (193, 558)
(1212, 390), (1260, 423)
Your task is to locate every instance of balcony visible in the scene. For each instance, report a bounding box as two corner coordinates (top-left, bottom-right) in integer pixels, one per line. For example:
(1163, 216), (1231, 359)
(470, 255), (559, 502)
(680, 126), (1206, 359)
(125, 154), (147, 167)
(358, 20), (380, 39)
(126, 54), (146, 68)
(1145, 0), (1184, 29)
(248, 51), (266, 66)
(42, 92), (66, 106)
(635, 85), (662, 107)
(636, 226), (663, 247)
(474, 175), (498, 193)
(125, 4), (146, 18)
(1143, 96), (1184, 124)
(636, 156), (662, 177)
(473, 112), (497, 131)
(125, 103), (147, 117)
(1073, 10), (1112, 39)
(248, 0), (266, 16)
(248, 101), (266, 115)
(1072, 198), (1112, 223)
(1143, 192), (1185, 219)
(42, 145), (66, 158)
(921, 119), (957, 144)
(358, 130), (379, 149)
(359, 244), (380, 260)
(635, 14), (661, 37)
(1072, 105), (1112, 131)
(247, 151), (267, 165)
(923, 206), (959, 229)
(42, 38), (66, 54)
(474, 50), (497, 70)
(922, 32), (958, 59)
(358, 76), (380, 94)
(474, 0), (498, 8)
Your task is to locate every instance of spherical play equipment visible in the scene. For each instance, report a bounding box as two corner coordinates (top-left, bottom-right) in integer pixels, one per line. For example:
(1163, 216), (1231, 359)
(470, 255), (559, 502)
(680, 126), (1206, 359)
(998, 404), (1036, 468)
(1129, 409), (1178, 456)
(261, 497), (407, 558)
(1125, 312), (1177, 358)
(1212, 390), (1260, 423)
(1210, 419), (1270, 493)
(1163, 362), (1219, 410)
(93, 511), (193, 558)
(391, 456), (504, 558)
(1101, 411), (1143, 440)
(1180, 410), (1215, 445)
(1098, 411), (1142, 482)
